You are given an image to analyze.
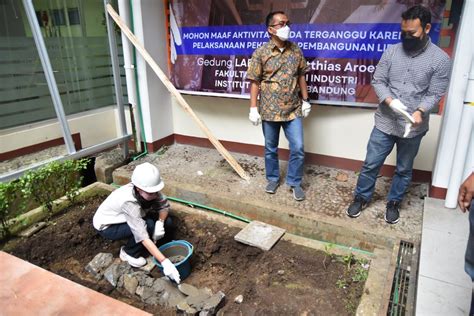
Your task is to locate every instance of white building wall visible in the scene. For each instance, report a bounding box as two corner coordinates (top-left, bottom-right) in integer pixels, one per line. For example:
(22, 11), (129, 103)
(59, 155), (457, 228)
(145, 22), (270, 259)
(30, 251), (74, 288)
(132, 0), (173, 143)
(171, 95), (443, 172)
(0, 0), (447, 175)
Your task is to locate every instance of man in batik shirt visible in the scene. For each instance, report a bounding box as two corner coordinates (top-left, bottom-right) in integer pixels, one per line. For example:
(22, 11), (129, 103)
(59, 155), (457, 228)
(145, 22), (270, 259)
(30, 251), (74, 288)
(247, 11), (310, 201)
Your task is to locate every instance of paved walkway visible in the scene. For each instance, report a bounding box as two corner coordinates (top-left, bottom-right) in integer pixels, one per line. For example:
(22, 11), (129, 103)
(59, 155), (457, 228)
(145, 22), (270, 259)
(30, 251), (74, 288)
(0, 252), (151, 316)
(416, 197), (472, 315)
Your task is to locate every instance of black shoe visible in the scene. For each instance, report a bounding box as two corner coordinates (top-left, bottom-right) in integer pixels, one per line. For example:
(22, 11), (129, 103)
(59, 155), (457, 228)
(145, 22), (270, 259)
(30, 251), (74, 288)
(265, 181), (279, 194)
(346, 195), (367, 218)
(291, 186), (305, 201)
(385, 201), (401, 224)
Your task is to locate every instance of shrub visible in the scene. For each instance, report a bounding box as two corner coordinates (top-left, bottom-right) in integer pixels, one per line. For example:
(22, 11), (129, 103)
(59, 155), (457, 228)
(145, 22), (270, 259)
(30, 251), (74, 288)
(0, 181), (24, 238)
(0, 158), (90, 237)
(20, 158), (89, 214)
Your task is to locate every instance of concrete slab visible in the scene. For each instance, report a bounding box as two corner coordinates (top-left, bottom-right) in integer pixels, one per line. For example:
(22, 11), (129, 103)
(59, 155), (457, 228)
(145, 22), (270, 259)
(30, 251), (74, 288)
(423, 197), (469, 238)
(417, 197), (472, 316)
(416, 276), (471, 316)
(234, 221), (285, 251)
(0, 251), (151, 316)
(418, 227), (471, 288)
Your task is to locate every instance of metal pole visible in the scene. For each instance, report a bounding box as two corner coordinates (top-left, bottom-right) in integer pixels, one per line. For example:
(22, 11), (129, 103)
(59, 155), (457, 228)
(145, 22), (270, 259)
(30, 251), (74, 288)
(22, 0), (76, 154)
(104, 0), (129, 159)
(0, 134), (132, 183)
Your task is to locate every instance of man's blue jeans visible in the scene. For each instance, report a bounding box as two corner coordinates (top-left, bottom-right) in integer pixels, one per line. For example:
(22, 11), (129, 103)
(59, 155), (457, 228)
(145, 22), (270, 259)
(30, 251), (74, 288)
(98, 217), (173, 258)
(355, 127), (425, 202)
(262, 117), (304, 187)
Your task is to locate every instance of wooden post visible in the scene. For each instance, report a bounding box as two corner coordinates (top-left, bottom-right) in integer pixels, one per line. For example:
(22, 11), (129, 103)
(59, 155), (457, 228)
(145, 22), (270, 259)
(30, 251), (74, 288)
(106, 4), (249, 181)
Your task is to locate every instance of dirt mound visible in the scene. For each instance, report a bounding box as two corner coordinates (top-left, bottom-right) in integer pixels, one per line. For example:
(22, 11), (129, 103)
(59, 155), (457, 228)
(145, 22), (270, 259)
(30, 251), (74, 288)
(5, 196), (365, 315)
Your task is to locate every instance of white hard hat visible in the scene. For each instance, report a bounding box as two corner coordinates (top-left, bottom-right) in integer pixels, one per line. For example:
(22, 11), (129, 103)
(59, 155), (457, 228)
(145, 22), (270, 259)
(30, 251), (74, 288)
(131, 162), (164, 193)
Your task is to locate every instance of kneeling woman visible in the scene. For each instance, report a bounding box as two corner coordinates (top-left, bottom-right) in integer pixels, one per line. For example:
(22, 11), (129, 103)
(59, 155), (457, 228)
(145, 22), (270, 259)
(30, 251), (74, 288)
(93, 162), (180, 283)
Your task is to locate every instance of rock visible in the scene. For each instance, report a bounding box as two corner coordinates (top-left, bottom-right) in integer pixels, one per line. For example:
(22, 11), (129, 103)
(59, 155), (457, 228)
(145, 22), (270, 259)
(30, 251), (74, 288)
(178, 283), (200, 297)
(128, 271), (146, 284)
(201, 291), (225, 314)
(277, 270), (285, 275)
(138, 256), (156, 274)
(186, 292), (211, 310)
(234, 294), (243, 304)
(136, 285), (155, 302)
(19, 222), (47, 237)
(85, 253), (114, 280)
(177, 300), (198, 315)
(143, 275), (155, 287)
(335, 172), (349, 182)
(104, 261), (132, 287)
(123, 274), (139, 295)
(158, 277), (186, 308)
(151, 278), (166, 293)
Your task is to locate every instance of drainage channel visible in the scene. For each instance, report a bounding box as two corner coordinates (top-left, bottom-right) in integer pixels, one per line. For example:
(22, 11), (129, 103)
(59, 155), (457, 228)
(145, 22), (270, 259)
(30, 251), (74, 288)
(387, 240), (420, 316)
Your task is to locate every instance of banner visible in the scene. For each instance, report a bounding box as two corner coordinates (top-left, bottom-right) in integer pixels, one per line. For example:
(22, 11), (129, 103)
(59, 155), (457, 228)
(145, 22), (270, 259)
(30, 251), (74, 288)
(167, 1), (449, 107)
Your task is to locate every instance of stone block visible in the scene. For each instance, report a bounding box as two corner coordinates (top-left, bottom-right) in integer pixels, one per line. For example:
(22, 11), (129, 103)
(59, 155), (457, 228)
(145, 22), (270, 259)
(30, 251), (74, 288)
(94, 148), (128, 184)
(123, 274), (139, 295)
(178, 283), (200, 297)
(234, 221), (286, 251)
(138, 256), (156, 274)
(104, 261), (132, 287)
(201, 291), (225, 314)
(85, 253), (114, 280)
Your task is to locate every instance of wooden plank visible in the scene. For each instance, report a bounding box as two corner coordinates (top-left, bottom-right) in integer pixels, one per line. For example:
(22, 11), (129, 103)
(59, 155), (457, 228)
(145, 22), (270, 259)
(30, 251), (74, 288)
(106, 4), (249, 181)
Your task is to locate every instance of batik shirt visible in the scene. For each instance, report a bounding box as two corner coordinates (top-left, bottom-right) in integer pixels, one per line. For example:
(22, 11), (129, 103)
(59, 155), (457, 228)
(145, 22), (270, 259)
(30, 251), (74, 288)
(247, 39), (309, 122)
(372, 38), (451, 138)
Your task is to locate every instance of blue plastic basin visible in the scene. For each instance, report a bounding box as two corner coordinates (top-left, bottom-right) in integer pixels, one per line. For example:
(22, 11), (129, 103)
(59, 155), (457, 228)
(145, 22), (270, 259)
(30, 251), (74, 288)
(153, 240), (194, 281)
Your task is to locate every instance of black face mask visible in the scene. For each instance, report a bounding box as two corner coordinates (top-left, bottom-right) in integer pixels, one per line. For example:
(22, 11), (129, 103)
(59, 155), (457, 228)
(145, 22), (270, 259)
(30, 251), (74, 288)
(133, 186), (155, 209)
(401, 32), (429, 52)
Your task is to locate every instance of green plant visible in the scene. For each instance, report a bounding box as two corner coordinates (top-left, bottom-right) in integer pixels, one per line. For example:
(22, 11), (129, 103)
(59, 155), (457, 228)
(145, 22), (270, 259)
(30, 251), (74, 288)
(336, 279), (347, 288)
(0, 181), (22, 237)
(352, 265), (369, 282)
(352, 259), (369, 282)
(340, 253), (355, 270)
(20, 158), (89, 217)
(322, 243), (335, 269)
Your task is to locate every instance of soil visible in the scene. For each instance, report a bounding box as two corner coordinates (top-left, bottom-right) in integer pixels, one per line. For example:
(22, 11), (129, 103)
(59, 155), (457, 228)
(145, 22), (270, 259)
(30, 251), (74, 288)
(3, 195), (366, 315)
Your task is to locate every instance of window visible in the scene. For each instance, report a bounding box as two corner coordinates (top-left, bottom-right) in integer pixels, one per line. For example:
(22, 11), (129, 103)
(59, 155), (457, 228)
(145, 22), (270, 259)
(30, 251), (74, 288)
(68, 8), (80, 25)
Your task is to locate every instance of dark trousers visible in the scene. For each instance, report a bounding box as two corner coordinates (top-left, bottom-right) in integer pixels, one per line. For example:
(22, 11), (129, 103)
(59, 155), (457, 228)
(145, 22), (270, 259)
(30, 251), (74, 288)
(98, 216), (174, 258)
(354, 127), (425, 202)
(466, 202), (474, 315)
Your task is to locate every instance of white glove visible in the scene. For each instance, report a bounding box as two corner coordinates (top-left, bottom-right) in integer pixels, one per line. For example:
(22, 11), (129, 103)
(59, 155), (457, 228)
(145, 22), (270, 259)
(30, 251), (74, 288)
(389, 99), (415, 124)
(389, 99), (415, 138)
(152, 220), (165, 242)
(169, 3), (182, 64)
(249, 107), (261, 126)
(403, 122), (412, 138)
(161, 258), (181, 284)
(302, 100), (311, 118)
